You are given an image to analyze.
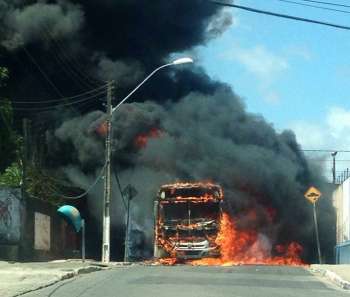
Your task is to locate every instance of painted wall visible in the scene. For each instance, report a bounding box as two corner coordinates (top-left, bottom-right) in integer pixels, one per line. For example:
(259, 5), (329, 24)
(0, 188), (21, 244)
(0, 187), (81, 261)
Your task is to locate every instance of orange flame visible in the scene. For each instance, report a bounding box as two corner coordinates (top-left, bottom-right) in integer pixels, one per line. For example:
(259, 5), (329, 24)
(189, 213), (304, 266)
(134, 128), (161, 148)
(95, 121), (108, 136)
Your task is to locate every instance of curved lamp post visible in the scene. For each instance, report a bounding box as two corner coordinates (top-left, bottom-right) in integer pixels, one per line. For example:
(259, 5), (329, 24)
(112, 57), (193, 113)
(102, 57), (193, 263)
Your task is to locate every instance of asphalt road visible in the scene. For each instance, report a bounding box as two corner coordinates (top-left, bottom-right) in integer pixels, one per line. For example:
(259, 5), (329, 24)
(23, 265), (349, 297)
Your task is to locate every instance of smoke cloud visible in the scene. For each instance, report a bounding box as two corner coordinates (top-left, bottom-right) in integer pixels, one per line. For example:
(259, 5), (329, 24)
(95, 56), (144, 88)
(1, 0), (230, 100)
(1, 1), (84, 50)
(1, 1), (335, 262)
(51, 87), (335, 263)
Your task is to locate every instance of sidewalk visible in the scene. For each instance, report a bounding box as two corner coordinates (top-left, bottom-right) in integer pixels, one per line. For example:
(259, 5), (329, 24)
(0, 259), (108, 297)
(310, 264), (350, 289)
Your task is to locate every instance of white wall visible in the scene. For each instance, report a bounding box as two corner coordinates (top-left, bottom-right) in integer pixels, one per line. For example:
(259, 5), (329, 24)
(334, 178), (350, 244)
(34, 212), (51, 251)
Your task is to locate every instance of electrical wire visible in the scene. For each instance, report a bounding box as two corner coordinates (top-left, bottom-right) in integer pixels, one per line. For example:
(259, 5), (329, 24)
(211, 1), (350, 30)
(22, 45), (65, 97)
(301, 149), (350, 152)
(300, 0), (350, 9)
(273, 0), (350, 13)
(54, 162), (106, 200)
(41, 32), (93, 91)
(41, 26), (102, 90)
(306, 159), (350, 162)
(0, 90), (107, 111)
(0, 84), (108, 104)
(113, 165), (127, 210)
(48, 36), (103, 88)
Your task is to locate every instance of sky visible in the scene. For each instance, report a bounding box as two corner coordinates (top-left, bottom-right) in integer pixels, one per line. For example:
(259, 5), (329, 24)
(197, 0), (350, 181)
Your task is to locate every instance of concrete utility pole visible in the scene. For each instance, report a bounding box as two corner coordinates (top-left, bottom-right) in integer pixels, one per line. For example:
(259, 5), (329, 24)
(102, 80), (114, 264)
(102, 57), (192, 263)
(331, 151), (338, 184)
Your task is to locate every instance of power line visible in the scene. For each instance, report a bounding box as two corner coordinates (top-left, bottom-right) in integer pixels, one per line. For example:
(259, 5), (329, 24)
(28, 163), (106, 201)
(41, 26), (103, 89)
(0, 84), (107, 104)
(211, 1), (350, 30)
(299, 0), (350, 9)
(274, 0), (350, 13)
(308, 159), (350, 161)
(39, 27), (91, 91)
(0, 90), (107, 111)
(58, 163), (106, 200)
(22, 45), (65, 97)
(301, 149), (350, 152)
(21, 0), (100, 89)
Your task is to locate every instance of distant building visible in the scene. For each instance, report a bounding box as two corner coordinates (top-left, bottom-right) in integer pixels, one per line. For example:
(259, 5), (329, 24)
(333, 178), (350, 263)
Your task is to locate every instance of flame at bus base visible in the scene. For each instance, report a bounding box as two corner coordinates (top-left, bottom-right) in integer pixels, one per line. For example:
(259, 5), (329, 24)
(189, 213), (305, 266)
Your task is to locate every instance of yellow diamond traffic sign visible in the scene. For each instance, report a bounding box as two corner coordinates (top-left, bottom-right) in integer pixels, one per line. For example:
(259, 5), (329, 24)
(304, 186), (322, 204)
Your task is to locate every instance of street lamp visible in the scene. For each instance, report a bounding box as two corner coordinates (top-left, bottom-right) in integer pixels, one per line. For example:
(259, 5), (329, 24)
(111, 57), (193, 113)
(102, 57), (193, 263)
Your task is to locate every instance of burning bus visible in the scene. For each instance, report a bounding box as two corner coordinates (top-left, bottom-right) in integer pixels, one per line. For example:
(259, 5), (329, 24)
(153, 182), (223, 259)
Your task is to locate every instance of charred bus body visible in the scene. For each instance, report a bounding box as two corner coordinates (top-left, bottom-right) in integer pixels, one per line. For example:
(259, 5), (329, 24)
(153, 182), (223, 259)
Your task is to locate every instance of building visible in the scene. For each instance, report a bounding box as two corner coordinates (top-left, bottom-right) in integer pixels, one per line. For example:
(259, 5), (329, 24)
(333, 178), (350, 263)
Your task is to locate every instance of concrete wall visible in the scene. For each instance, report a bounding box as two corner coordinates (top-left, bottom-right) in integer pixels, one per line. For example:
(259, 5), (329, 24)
(0, 187), (80, 261)
(0, 188), (21, 244)
(21, 195), (80, 261)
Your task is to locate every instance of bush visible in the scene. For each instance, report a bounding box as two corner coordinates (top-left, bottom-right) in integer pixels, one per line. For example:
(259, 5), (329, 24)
(0, 162), (22, 187)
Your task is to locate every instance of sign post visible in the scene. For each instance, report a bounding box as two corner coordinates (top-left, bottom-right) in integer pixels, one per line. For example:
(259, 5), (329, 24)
(122, 184), (138, 262)
(81, 219), (85, 263)
(304, 186), (322, 264)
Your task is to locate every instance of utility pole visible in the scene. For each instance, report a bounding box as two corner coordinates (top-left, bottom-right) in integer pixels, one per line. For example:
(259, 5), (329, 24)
(313, 203), (322, 264)
(102, 80), (114, 264)
(22, 119), (29, 197)
(331, 151), (338, 184)
(124, 192), (131, 262)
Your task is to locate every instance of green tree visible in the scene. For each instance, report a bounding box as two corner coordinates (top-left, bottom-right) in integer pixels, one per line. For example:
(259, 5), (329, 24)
(0, 162), (22, 187)
(0, 67), (22, 184)
(0, 67), (8, 86)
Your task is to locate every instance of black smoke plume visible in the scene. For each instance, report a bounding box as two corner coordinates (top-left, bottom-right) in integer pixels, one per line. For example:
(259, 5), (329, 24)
(0, 1), (335, 262)
(51, 87), (335, 263)
(1, 0), (229, 101)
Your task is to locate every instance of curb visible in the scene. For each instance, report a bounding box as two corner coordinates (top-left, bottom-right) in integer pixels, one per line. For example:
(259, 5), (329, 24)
(310, 267), (350, 290)
(12, 265), (106, 297)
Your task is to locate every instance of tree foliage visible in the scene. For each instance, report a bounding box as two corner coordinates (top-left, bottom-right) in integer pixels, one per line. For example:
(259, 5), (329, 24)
(0, 67), (22, 176)
(0, 162), (22, 187)
(0, 67), (9, 87)
(0, 67), (79, 202)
